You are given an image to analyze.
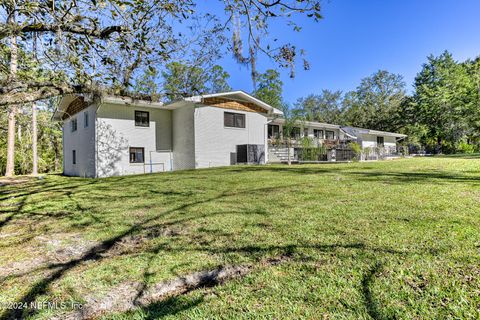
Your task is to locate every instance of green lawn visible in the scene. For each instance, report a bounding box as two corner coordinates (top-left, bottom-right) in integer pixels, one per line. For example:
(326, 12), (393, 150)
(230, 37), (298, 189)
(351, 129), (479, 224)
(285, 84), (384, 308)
(0, 157), (479, 319)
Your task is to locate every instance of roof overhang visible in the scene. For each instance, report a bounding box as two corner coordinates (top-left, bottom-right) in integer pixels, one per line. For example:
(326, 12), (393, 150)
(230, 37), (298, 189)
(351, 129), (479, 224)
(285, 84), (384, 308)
(52, 94), (78, 120)
(180, 91), (284, 116)
(340, 126), (407, 139)
(52, 94), (166, 121)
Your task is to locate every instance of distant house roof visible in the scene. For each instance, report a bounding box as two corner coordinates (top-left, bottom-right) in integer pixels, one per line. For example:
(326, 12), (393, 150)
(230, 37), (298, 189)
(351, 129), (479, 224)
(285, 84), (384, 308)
(269, 118), (407, 139)
(272, 118), (341, 130)
(340, 126), (407, 139)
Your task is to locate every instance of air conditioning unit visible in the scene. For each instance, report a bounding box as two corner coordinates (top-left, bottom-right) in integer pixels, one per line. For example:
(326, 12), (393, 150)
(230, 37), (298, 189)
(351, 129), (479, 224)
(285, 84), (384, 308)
(236, 144), (265, 164)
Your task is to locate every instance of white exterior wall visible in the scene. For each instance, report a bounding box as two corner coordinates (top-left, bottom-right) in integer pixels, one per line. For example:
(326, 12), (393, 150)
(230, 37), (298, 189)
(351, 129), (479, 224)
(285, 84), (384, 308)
(62, 105), (96, 177)
(360, 134), (397, 150)
(384, 136), (397, 149)
(194, 106), (267, 168)
(172, 106), (195, 170)
(96, 103), (172, 177)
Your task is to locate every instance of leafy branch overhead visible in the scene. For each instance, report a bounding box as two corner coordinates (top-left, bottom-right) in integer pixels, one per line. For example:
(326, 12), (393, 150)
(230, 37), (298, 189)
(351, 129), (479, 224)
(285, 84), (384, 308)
(0, 0), (322, 106)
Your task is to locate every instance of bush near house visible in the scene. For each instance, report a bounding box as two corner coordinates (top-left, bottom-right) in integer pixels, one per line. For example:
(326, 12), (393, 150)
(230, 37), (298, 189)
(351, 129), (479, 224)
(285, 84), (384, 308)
(0, 156), (479, 319)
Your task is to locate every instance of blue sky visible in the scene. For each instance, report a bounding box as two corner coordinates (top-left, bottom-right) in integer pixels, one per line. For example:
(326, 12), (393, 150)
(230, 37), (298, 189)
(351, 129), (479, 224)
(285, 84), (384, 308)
(204, 0), (480, 104)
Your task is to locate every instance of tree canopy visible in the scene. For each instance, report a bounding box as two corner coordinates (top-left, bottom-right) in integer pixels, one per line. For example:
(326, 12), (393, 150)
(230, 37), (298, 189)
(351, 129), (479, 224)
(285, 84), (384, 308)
(253, 69), (285, 111)
(161, 62), (231, 101)
(294, 90), (344, 124)
(287, 52), (480, 154)
(0, 0), (322, 107)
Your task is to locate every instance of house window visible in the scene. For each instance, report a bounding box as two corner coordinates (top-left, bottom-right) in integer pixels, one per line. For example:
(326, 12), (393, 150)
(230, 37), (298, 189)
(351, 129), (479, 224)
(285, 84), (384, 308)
(303, 128), (309, 137)
(314, 129), (324, 139)
(71, 118), (77, 132)
(224, 112), (246, 128)
(72, 150), (76, 165)
(129, 147), (145, 163)
(377, 136), (384, 147)
(84, 112), (89, 128)
(135, 111), (149, 127)
(325, 130), (335, 140)
(290, 127), (301, 139)
(268, 124), (280, 138)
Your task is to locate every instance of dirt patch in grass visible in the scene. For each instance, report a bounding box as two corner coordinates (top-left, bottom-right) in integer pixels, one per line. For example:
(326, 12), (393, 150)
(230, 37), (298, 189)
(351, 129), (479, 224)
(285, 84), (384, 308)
(59, 254), (292, 320)
(1, 226), (183, 281)
(0, 233), (99, 279)
(105, 226), (181, 257)
(0, 177), (33, 187)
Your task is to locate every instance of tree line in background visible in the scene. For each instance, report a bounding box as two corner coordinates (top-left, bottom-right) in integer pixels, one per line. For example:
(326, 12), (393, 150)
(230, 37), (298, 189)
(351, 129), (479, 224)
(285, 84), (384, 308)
(1, 50), (478, 176)
(255, 51), (480, 155)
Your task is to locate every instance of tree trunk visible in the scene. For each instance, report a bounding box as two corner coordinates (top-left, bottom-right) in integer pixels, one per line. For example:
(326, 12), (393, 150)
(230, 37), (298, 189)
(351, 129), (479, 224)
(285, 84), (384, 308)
(5, 106), (17, 177)
(436, 137), (443, 154)
(32, 103), (38, 175)
(5, 8), (18, 177)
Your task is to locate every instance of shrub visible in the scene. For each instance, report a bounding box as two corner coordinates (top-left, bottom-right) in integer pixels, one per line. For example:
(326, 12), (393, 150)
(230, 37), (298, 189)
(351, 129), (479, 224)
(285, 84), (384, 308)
(457, 141), (476, 154)
(349, 142), (362, 161)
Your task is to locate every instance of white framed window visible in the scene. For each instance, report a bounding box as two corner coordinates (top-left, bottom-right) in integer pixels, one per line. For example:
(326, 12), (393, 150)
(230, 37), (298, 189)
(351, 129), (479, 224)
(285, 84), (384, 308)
(84, 112), (89, 128)
(224, 112), (246, 128)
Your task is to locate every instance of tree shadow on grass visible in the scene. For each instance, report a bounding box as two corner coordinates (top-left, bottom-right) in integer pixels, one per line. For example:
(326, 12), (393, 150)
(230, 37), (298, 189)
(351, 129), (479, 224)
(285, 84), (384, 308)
(226, 165), (480, 186)
(361, 262), (392, 320)
(0, 183), (303, 320)
(135, 295), (204, 319)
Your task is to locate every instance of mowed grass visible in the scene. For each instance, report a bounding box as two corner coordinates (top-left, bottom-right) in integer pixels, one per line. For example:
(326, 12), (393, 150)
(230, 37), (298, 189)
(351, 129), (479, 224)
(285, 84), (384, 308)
(0, 157), (479, 319)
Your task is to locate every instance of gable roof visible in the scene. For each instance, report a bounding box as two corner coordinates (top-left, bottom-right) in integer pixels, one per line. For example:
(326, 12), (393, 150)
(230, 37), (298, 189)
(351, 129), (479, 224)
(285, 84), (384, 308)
(180, 91), (284, 116)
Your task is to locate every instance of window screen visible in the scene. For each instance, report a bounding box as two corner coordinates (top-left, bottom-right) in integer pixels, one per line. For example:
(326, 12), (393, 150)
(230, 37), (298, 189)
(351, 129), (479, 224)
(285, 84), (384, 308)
(135, 111), (149, 127)
(268, 124), (280, 138)
(129, 147), (145, 163)
(71, 118), (77, 132)
(314, 129), (324, 139)
(325, 130), (335, 140)
(224, 112), (246, 128)
(377, 136), (384, 147)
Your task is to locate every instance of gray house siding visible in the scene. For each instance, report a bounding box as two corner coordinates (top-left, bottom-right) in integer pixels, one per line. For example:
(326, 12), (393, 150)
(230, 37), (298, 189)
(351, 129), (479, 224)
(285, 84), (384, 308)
(96, 103), (172, 177)
(194, 106), (267, 168)
(172, 105), (195, 170)
(63, 104), (96, 177)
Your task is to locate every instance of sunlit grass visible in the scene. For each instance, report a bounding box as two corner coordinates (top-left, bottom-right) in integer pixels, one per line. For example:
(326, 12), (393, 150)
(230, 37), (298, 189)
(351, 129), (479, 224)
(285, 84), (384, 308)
(0, 156), (479, 319)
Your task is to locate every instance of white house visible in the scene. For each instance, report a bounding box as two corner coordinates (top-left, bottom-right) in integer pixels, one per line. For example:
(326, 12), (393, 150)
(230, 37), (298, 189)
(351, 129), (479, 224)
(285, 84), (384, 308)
(53, 91), (406, 177)
(53, 91), (283, 177)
